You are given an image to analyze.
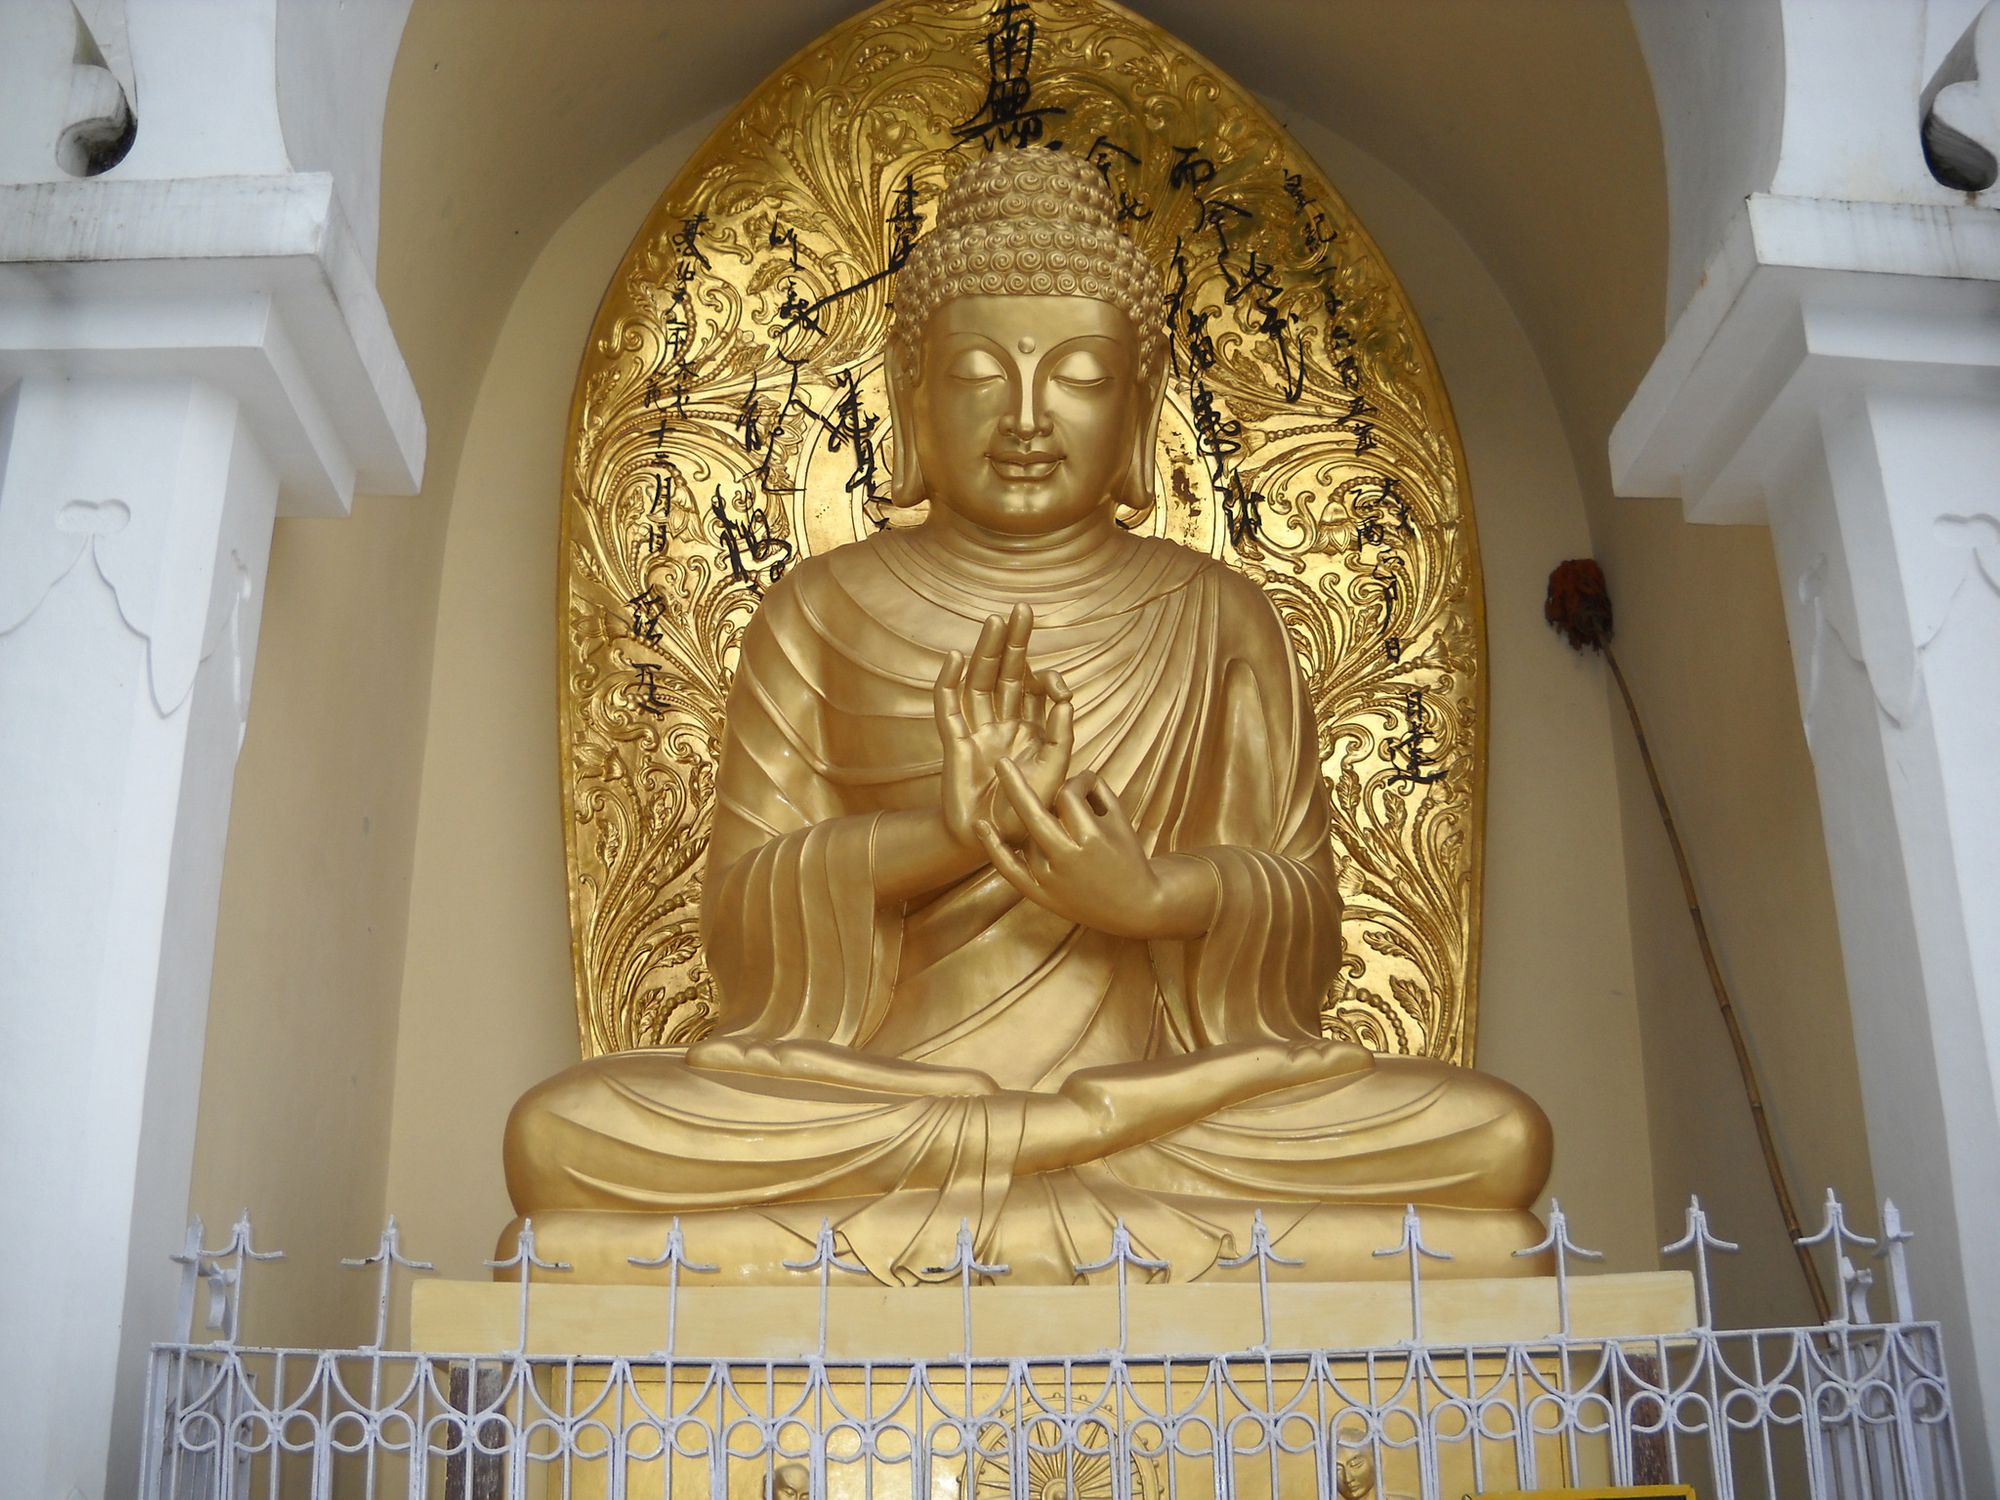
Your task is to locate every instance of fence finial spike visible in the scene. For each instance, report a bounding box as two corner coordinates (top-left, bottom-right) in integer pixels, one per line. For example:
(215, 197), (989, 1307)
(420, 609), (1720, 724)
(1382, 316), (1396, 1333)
(1371, 1204), (1451, 1344)
(629, 1215), (719, 1357)
(169, 1216), (210, 1343)
(1514, 1198), (1604, 1340)
(227, 1209), (284, 1263)
(1218, 1208), (1304, 1351)
(925, 1216), (1011, 1359)
(1073, 1218), (1171, 1355)
(1796, 1186), (1878, 1251)
(782, 1217), (868, 1358)
(483, 1218), (571, 1354)
(1795, 1187), (1875, 1326)
(342, 1216), (436, 1350)
(1662, 1194), (1738, 1330)
(1872, 1197), (1917, 1323)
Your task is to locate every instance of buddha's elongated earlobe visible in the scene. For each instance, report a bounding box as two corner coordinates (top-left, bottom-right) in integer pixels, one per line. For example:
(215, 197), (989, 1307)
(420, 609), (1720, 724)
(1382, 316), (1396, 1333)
(1121, 357), (1167, 516)
(886, 341), (927, 506)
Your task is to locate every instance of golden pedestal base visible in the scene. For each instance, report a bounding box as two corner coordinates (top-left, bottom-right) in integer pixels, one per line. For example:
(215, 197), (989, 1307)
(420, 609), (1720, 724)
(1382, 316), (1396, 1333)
(411, 1273), (1694, 1500)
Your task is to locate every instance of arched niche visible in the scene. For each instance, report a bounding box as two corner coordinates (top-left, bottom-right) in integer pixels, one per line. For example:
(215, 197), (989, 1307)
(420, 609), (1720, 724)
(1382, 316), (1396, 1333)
(557, 0), (1487, 1065)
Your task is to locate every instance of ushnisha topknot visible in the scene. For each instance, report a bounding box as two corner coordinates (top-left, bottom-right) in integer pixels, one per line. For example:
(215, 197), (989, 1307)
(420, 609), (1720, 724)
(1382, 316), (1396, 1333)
(891, 147), (1166, 379)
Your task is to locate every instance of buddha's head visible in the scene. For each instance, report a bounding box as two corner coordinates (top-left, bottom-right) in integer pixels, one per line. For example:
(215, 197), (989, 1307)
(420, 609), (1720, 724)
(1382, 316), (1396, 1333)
(888, 148), (1167, 535)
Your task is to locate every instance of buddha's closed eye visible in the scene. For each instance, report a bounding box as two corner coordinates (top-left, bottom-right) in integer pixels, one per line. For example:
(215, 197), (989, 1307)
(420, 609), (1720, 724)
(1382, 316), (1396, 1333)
(1052, 351), (1113, 390)
(949, 349), (1007, 384)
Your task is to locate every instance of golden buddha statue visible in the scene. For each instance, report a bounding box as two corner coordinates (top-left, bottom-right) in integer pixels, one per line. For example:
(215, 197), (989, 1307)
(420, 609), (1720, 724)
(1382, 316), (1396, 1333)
(504, 148), (1552, 1285)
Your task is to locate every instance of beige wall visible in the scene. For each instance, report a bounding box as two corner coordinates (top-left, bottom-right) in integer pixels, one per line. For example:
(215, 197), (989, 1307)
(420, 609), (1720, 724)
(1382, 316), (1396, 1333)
(189, 496), (448, 1346)
(376, 115), (1662, 1283)
(1590, 503), (1874, 1328)
(379, 124), (719, 1292)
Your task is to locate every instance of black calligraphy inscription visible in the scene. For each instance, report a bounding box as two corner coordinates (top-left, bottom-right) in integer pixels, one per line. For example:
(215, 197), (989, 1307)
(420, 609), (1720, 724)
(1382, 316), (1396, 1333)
(779, 173), (923, 341)
(633, 663), (670, 718)
(1168, 144), (1217, 197)
(755, 354), (812, 492)
(1199, 196), (1252, 257)
(633, 472), (676, 556)
(1387, 688), (1447, 787)
(768, 218), (801, 269)
(1354, 477), (1415, 661)
(954, 0), (1064, 150)
(778, 278), (824, 338)
(1162, 149), (1285, 550)
(826, 369), (886, 516)
(646, 211), (708, 437)
(675, 213), (712, 270)
(711, 488), (794, 595)
(1187, 376), (1240, 479)
(1322, 286), (1357, 354)
(1338, 390), (1378, 456)
(736, 368), (765, 455)
(748, 179), (911, 520)
(628, 587), (668, 650)
(1220, 245), (1303, 403)
(1220, 471), (1265, 550)
(888, 175), (923, 264)
(1163, 237), (1191, 376)
(1085, 136), (1150, 224)
(1283, 171), (1338, 259)
(1181, 175), (1304, 407)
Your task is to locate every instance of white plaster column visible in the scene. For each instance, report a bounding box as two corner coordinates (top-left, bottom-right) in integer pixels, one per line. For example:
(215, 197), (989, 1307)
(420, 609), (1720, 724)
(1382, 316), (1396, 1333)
(0, 375), (280, 1497)
(0, 3), (420, 1495)
(1614, 200), (2000, 1487)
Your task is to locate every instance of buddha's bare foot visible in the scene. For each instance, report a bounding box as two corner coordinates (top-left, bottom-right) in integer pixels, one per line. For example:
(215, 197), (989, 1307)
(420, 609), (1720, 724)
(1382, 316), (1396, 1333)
(1168, 1037), (1373, 1105)
(1285, 1035), (1372, 1080)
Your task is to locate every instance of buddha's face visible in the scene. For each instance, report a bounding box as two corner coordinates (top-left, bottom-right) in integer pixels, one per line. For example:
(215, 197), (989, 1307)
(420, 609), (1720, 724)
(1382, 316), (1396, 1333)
(906, 295), (1147, 536)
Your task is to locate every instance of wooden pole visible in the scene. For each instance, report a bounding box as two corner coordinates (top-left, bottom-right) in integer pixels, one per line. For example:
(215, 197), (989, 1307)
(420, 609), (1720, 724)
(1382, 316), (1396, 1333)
(1602, 645), (1832, 1325)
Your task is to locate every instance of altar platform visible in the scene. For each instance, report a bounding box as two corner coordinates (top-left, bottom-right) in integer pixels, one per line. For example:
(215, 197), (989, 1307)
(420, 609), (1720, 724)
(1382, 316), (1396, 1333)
(398, 1263), (1709, 1500)
(409, 1268), (1697, 1358)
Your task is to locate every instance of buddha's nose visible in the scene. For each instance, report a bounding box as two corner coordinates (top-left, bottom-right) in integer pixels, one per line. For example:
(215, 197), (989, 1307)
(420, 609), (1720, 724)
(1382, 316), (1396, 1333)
(1002, 379), (1053, 440)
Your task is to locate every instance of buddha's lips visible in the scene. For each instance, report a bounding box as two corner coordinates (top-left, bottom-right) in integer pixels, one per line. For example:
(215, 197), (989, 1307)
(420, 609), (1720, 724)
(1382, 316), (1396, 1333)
(987, 451), (1064, 480)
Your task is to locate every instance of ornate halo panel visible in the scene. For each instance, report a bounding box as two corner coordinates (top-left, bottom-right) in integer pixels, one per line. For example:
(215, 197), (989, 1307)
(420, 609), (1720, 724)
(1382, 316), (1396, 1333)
(559, 0), (1488, 1062)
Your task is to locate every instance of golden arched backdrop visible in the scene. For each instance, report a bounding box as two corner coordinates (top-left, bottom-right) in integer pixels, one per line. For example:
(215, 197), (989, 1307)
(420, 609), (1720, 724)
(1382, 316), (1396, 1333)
(559, 0), (1487, 1063)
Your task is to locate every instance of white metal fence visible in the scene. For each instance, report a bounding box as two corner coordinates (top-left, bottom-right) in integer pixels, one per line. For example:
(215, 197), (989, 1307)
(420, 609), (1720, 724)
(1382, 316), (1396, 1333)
(141, 1194), (1964, 1500)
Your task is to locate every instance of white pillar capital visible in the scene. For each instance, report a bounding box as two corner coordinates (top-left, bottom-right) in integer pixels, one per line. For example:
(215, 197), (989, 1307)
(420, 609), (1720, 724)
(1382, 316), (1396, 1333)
(0, 170), (423, 517)
(1612, 191), (2000, 525)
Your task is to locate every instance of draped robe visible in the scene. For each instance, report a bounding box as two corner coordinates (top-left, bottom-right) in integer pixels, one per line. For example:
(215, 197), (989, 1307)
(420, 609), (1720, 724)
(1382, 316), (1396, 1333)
(506, 527), (1551, 1283)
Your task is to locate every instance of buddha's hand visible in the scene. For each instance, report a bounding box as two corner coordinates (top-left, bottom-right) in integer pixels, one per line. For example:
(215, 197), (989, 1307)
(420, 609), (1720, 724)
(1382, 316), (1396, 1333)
(978, 764), (1222, 941)
(934, 603), (1073, 849)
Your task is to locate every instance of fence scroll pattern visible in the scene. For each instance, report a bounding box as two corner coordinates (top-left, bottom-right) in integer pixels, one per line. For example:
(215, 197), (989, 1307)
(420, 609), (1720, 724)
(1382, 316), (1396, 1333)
(142, 1194), (1964, 1500)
